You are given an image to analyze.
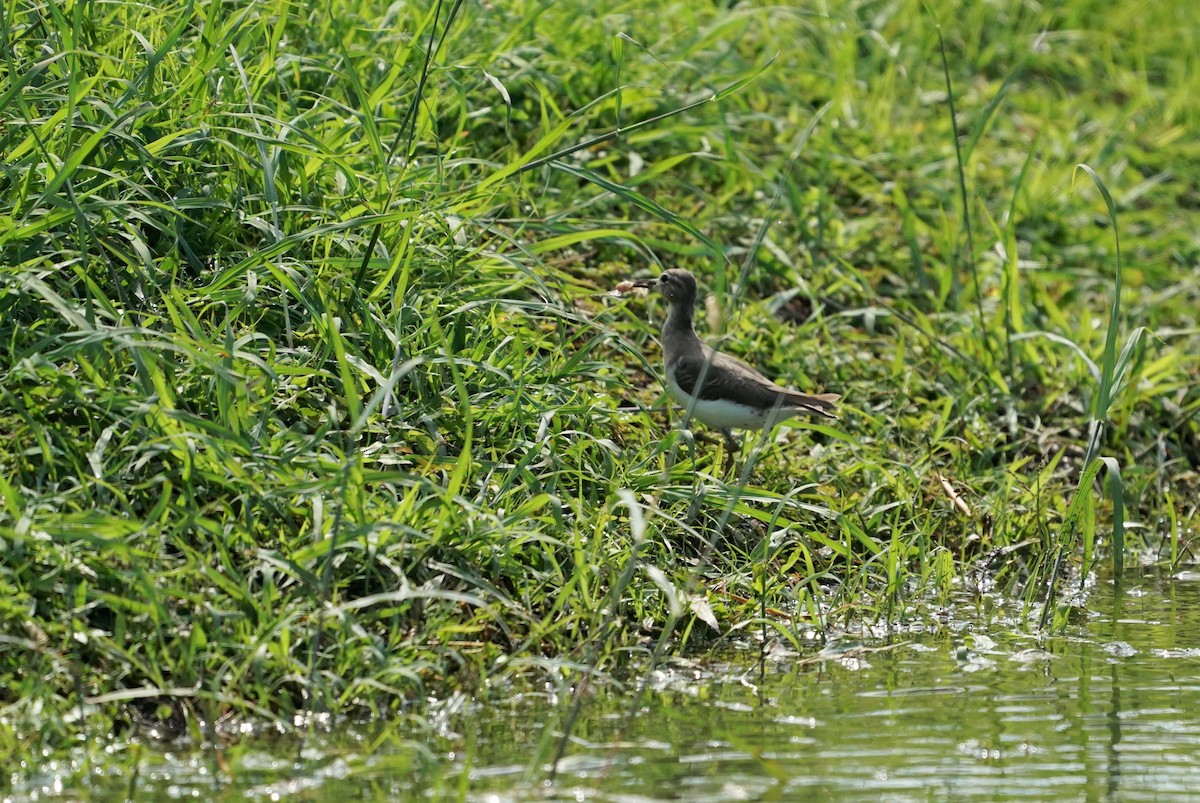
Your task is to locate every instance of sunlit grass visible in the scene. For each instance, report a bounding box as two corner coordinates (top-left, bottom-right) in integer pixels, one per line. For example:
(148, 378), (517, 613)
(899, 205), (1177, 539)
(0, 0), (1197, 777)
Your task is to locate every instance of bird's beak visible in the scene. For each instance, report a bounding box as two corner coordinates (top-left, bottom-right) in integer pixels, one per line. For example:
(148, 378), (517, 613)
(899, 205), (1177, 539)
(630, 278), (657, 289)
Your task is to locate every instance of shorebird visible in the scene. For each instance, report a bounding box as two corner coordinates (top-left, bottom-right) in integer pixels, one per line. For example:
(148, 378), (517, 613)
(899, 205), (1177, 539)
(627, 269), (838, 468)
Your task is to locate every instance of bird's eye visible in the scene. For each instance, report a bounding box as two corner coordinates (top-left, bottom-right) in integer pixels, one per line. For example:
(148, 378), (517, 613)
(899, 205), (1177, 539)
(659, 275), (668, 284)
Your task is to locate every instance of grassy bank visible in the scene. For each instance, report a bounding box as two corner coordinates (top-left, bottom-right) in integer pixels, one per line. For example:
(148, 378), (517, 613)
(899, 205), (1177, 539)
(1, 0), (1197, 768)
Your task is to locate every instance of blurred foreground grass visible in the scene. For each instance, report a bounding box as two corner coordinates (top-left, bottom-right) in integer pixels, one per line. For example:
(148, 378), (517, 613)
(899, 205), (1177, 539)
(1, 0), (1197, 761)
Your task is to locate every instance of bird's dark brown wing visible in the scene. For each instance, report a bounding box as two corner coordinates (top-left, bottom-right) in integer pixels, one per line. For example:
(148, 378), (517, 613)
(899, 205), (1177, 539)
(670, 348), (839, 419)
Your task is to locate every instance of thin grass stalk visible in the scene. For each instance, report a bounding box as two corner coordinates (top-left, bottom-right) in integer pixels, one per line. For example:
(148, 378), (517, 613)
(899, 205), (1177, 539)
(392, 0), (466, 163)
(1072, 165), (1140, 577)
(935, 24), (987, 350)
(306, 484), (346, 720)
(1002, 133), (1041, 381)
(1075, 165), (1125, 466)
(513, 59), (775, 177)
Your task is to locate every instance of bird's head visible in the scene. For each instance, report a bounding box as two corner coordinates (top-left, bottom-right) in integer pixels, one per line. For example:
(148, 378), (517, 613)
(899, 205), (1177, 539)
(632, 269), (697, 306)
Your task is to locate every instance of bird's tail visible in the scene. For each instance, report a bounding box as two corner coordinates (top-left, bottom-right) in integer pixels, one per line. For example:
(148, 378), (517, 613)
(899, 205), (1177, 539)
(785, 391), (839, 419)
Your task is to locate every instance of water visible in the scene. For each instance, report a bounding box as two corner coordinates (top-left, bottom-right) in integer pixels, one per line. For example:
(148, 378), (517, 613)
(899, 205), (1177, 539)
(445, 570), (1200, 801)
(13, 567), (1200, 801)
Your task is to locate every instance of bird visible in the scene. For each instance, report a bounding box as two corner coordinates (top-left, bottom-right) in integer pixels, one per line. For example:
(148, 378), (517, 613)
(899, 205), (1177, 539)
(627, 269), (838, 469)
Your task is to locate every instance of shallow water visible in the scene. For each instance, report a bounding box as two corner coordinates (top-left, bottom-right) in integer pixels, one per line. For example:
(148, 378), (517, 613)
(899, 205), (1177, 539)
(14, 566), (1200, 801)
(434, 567), (1200, 801)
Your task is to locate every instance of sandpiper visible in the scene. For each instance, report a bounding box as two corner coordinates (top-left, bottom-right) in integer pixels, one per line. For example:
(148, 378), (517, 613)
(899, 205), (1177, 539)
(626, 269), (838, 466)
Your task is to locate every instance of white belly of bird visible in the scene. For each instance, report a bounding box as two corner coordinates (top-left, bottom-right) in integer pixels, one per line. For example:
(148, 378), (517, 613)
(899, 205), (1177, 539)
(666, 371), (795, 431)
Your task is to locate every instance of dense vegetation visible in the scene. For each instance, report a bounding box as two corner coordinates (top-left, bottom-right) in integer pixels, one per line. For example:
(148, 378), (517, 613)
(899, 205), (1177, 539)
(1, 0), (1196, 767)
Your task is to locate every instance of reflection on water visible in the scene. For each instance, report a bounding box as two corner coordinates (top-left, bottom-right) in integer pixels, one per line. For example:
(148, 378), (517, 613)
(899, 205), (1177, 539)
(13, 567), (1200, 801)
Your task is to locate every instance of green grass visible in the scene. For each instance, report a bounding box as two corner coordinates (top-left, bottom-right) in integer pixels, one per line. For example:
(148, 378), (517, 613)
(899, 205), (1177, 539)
(1, 0), (1198, 774)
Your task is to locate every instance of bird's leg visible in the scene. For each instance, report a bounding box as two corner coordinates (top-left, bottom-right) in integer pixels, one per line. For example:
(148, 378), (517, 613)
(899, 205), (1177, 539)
(721, 429), (740, 475)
